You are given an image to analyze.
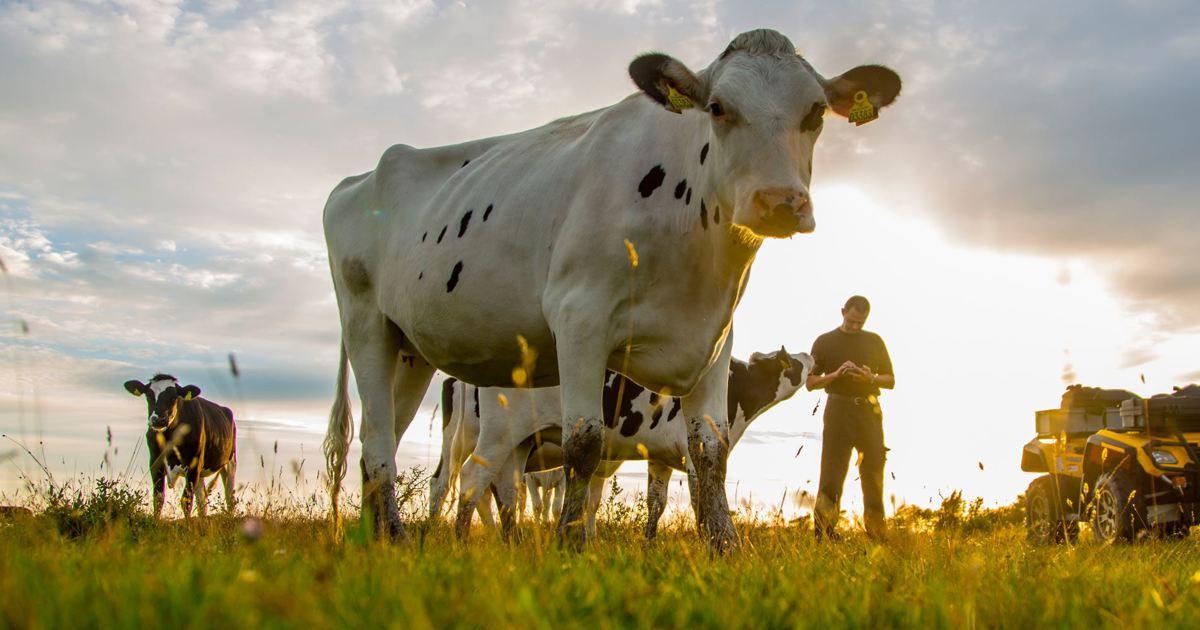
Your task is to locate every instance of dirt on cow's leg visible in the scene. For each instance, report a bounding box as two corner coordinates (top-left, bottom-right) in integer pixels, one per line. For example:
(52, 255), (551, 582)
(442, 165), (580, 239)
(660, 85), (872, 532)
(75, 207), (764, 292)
(557, 415), (603, 549)
(686, 416), (738, 553)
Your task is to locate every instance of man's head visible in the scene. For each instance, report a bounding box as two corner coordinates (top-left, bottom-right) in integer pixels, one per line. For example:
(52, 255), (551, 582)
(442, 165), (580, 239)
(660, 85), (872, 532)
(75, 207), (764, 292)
(840, 295), (870, 333)
(124, 374), (201, 430)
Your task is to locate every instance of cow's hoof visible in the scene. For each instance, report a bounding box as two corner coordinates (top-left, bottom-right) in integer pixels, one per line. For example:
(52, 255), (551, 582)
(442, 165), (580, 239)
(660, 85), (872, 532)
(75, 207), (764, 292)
(557, 522), (589, 551)
(705, 520), (740, 554)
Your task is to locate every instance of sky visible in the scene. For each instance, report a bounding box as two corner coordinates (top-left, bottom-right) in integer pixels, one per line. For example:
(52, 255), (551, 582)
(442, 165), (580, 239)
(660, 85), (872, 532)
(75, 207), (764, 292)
(1, 0), (1199, 518)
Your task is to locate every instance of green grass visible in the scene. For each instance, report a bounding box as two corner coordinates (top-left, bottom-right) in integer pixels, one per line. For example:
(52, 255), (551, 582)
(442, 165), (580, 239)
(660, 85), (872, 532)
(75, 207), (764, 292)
(2, 478), (1199, 629)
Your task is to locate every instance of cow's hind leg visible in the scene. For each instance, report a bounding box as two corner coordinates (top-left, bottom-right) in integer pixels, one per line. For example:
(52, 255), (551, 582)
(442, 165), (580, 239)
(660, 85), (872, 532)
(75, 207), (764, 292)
(492, 441), (533, 541)
(645, 461), (673, 539)
(455, 437), (516, 538)
(345, 315), (407, 539)
(221, 458), (237, 513)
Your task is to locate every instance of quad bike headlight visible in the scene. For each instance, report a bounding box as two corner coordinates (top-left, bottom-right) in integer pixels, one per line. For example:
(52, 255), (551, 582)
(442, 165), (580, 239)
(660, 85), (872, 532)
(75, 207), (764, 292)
(1151, 450), (1178, 466)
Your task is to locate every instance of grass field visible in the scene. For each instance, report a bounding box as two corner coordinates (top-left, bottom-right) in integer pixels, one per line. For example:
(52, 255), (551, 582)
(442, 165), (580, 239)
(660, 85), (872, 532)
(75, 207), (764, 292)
(2, 474), (1200, 629)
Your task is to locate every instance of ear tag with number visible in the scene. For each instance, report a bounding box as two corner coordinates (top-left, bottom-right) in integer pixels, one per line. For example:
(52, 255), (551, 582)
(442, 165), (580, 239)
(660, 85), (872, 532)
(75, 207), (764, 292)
(666, 85), (695, 112)
(847, 90), (877, 126)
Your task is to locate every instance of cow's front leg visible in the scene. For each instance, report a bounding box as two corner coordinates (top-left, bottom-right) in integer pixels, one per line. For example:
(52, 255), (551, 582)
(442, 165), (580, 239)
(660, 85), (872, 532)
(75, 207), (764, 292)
(194, 471), (209, 518)
(181, 476), (196, 519)
(151, 465), (166, 518)
(583, 472), (608, 539)
(554, 341), (606, 549)
(645, 461), (673, 539)
(681, 334), (739, 552)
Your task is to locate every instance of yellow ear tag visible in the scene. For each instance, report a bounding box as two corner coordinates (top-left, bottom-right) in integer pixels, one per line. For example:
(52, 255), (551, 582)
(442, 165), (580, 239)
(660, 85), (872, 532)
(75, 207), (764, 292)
(847, 90), (877, 126)
(666, 86), (695, 111)
(184, 392), (194, 401)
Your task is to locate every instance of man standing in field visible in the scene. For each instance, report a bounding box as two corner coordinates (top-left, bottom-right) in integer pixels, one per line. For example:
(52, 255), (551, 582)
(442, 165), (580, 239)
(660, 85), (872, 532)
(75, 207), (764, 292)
(806, 295), (895, 539)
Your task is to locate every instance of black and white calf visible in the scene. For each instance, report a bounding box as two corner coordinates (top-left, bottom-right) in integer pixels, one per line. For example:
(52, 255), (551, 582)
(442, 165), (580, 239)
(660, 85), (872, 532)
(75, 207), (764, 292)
(124, 374), (237, 517)
(430, 348), (812, 538)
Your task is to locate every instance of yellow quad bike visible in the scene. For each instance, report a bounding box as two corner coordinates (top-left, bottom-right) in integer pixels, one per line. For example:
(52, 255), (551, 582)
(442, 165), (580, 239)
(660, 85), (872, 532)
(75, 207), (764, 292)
(1021, 384), (1200, 544)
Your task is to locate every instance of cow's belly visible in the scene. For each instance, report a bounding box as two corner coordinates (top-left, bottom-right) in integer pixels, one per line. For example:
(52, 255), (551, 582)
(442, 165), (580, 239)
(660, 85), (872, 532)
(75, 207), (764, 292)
(603, 425), (686, 464)
(377, 251), (560, 387)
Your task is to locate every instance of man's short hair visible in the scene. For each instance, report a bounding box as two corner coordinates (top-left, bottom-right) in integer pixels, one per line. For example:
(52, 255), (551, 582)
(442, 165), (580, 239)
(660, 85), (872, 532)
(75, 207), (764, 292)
(844, 295), (871, 313)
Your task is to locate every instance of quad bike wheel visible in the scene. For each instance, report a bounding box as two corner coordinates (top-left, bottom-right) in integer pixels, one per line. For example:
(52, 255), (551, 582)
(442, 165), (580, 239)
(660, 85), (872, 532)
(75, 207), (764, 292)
(1091, 469), (1145, 543)
(1025, 475), (1078, 544)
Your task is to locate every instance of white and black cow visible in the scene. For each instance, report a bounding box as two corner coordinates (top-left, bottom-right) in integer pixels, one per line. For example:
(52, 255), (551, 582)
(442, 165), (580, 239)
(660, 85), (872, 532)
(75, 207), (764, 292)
(124, 374), (237, 517)
(430, 348), (811, 539)
(323, 28), (900, 548)
(524, 465), (566, 523)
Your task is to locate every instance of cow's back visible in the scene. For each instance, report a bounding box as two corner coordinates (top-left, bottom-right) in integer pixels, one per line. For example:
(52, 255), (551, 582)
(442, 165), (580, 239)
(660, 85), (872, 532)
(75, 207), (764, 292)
(323, 97), (727, 389)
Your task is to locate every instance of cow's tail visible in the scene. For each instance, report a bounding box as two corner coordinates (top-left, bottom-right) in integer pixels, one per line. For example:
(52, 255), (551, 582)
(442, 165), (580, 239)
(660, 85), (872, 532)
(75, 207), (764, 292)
(323, 341), (354, 528)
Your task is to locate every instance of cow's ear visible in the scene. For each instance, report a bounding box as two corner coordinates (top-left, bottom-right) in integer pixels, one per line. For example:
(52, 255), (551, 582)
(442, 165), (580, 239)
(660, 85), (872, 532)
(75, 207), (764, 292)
(823, 65), (901, 123)
(629, 53), (707, 114)
(179, 384), (201, 400)
(124, 380), (146, 397)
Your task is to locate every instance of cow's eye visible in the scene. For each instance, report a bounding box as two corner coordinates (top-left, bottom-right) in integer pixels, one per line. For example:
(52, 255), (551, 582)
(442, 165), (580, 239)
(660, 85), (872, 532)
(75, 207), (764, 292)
(707, 101), (726, 118)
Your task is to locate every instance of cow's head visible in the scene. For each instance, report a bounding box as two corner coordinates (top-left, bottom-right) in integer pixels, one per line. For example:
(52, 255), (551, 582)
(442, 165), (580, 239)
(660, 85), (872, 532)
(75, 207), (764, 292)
(124, 374), (201, 431)
(746, 346), (814, 406)
(629, 29), (901, 238)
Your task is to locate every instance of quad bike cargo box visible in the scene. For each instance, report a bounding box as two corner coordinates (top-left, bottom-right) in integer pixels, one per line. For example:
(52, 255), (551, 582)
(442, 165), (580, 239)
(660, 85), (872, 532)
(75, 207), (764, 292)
(1059, 385), (1138, 413)
(1035, 408), (1122, 436)
(1120, 391), (1200, 430)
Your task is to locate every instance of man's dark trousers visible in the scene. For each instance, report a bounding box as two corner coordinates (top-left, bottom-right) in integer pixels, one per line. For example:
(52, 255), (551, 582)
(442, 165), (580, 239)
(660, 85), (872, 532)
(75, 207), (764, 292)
(814, 394), (886, 537)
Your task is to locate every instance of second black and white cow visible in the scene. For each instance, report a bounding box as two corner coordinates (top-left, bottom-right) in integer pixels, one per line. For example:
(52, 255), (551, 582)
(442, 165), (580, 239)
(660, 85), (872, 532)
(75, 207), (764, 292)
(124, 374), (237, 517)
(430, 347), (812, 538)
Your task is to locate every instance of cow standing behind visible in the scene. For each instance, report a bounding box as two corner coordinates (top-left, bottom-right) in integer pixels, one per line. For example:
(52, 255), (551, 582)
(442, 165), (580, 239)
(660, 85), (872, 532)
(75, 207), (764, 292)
(431, 348), (812, 539)
(525, 466), (566, 523)
(124, 375), (237, 517)
(323, 28), (900, 549)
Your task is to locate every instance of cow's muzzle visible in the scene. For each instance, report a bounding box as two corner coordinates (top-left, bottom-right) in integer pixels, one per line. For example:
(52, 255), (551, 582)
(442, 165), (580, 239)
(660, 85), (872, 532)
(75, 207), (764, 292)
(751, 187), (814, 238)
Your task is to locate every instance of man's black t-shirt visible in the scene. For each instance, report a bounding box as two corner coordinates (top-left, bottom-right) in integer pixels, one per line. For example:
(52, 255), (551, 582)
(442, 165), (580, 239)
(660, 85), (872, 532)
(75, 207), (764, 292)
(810, 328), (894, 397)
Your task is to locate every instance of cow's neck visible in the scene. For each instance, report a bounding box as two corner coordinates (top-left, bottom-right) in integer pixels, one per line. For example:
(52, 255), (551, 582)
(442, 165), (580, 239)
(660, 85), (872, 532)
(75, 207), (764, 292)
(629, 103), (762, 292)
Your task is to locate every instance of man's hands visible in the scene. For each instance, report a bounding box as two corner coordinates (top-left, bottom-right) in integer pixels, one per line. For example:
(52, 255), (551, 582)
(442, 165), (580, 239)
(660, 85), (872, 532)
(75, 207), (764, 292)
(808, 360), (893, 391)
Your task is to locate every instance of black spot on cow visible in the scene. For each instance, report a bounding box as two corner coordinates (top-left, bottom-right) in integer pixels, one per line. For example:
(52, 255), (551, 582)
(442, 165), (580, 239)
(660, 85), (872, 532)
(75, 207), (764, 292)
(714, 205), (721, 224)
(806, 160), (812, 178)
(418, 272), (423, 280)
(801, 102), (826, 132)
(473, 386), (480, 419)
(674, 179), (687, 200)
(665, 397), (682, 423)
(341, 257), (371, 296)
(483, 204), (494, 221)
(461, 159), (471, 167)
(685, 188), (692, 205)
(446, 261), (464, 292)
(699, 199), (709, 230)
(422, 232), (427, 242)
(638, 165), (666, 198)
(699, 142), (709, 165)
(400, 355), (416, 367)
(601, 371), (645, 433)
(437, 226), (448, 243)
(458, 210), (473, 238)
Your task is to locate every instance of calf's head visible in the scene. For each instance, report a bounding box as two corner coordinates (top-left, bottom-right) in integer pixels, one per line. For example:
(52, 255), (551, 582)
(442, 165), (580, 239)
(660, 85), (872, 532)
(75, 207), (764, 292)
(630, 28), (901, 238)
(123, 374), (201, 431)
(728, 347), (815, 445)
